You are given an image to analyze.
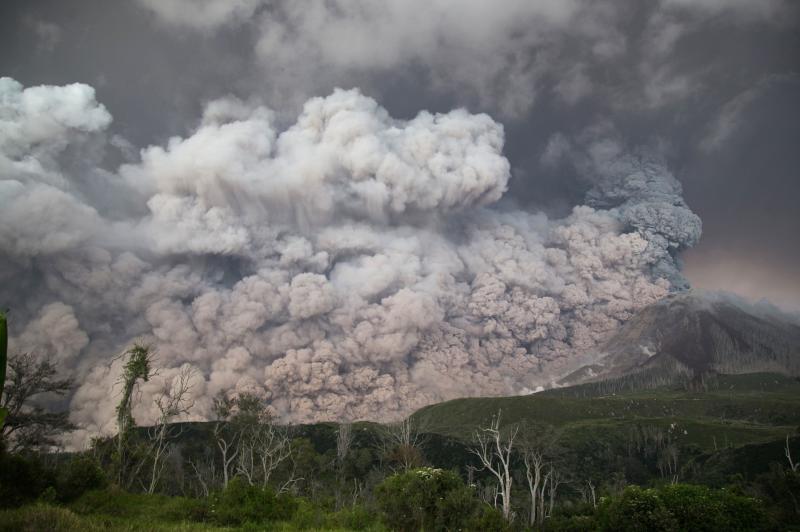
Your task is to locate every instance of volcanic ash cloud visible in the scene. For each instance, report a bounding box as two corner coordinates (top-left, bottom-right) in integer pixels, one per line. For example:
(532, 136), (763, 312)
(0, 78), (700, 446)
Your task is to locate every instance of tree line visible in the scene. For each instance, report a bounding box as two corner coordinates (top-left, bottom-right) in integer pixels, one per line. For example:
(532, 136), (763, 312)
(0, 328), (798, 529)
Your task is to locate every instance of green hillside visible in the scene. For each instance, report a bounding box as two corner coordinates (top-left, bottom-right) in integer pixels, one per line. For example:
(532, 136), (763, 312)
(411, 373), (800, 450)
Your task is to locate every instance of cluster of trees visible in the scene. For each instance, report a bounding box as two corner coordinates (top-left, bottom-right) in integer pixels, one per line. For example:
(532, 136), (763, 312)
(0, 337), (798, 530)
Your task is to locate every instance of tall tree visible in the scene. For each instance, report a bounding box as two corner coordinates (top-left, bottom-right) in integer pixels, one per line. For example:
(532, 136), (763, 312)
(380, 418), (427, 471)
(472, 410), (518, 522)
(146, 364), (196, 493)
(114, 343), (154, 484)
(1, 352), (75, 452)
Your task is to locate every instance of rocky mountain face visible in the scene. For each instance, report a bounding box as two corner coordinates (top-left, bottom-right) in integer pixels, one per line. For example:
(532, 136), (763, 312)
(560, 291), (800, 389)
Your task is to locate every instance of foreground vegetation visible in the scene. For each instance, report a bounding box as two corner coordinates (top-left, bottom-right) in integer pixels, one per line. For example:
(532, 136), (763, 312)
(0, 330), (798, 530)
(0, 468), (791, 531)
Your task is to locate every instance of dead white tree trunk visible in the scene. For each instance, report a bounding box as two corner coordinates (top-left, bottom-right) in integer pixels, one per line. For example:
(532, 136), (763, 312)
(547, 466), (563, 518)
(256, 423), (292, 487)
(586, 479), (597, 509)
(214, 423), (240, 488)
(336, 422), (353, 509)
(381, 418), (427, 471)
(337, 422), (353, 465)
(188, 455), (216, 497)
(539, 468), (550, 523)
(471, 411), (519, 522)
(523, 448), (545, 526)
(787, 435), (799, 472)
(236, 428), (257, 485)
(147, 365), (196, 494)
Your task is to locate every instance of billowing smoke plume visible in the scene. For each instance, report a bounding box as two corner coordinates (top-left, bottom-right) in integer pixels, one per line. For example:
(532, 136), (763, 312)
(0, 78), (700, 447)
(134, 0), (793, 118)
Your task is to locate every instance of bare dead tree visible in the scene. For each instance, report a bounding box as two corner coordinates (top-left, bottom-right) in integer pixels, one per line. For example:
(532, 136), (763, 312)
(547, 465), (563, 518)
(335, 422), (354, 509)
(538, 466), (551, 523)
(215, 391), (293, 489)
(657, 443), (680, 484)
(471, 411), (519, 522)
(523, 447), (546, 526)
(584, 479), (597, 509)
(254, 422), (292, 487)
(787, 435), (799, 472)
(350, 478), (363, 507)
(380, 417), (427, 471)
(277, 456), (303, 495)
(478, 482), (499, 508)
(212, 392), (239, 488)
(465, 464), (477, 486)
(337, 422), (353, 466)
(188, 451), (218, 497)
(147, 365), (196, 493)
(236, 434), (257, 486)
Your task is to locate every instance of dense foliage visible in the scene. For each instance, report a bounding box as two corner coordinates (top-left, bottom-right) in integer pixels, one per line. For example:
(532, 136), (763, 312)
(375, 468), (506, 532)
(595, 484), (772, 532)
(1, 360), (798, 530)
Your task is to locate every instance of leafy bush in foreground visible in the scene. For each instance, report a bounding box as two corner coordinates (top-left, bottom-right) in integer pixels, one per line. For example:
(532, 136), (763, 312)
(0, 504), (101, 532)
(289, 498), (385, 530)
(375, 467), (507, 532)
(0, 451), (55, 508)
(70, 488), (209, 524)
(209, 477), (296, 526)
(595, 484), (773, 532)
(57, 455), (107, 502)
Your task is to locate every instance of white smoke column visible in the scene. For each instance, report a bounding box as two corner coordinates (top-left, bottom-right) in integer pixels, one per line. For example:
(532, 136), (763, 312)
(0, 78), (699, 447)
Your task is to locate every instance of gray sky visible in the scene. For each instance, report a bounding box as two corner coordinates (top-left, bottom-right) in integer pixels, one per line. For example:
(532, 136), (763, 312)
(1, 0), (798, 309)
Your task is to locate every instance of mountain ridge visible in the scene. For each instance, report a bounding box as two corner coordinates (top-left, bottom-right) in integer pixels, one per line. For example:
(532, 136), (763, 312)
(559, 291), (800, 389)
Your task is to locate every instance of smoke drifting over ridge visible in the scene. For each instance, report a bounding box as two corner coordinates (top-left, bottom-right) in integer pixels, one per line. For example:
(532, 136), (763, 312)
(0, 77), (700, 447)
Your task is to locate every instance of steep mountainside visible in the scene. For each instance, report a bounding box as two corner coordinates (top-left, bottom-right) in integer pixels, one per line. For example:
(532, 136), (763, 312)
(559, 291), (800, 389)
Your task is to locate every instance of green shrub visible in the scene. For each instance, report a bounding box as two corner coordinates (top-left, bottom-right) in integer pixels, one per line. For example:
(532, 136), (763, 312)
(0, 503), (103, 532)
(161, 496), (211, 523)
(71, 488), (158, 518)
(330, 505), (383, 530)
(465, 504), (509, 532)
(287, 498), (323, 529)
(596, 484), (773, 532)
(596, 486), (678, 531)
(289, 500), (383, 531)
(70, 488), (209, 524)
(57, 455), (107, 502)
(658, 484), (771, 531)
(0, 452), (56, 507)
(375, 467), (488, 532)
(209, 477), (296, 526)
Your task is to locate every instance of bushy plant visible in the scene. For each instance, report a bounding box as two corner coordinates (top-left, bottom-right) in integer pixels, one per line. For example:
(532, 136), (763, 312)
(57, 455), (107, 502)
(596, 484), (773, 532)
(658, 484), (771, 531)
(596, 486), (678, 531)
(465, 504), (509, 532)
(330, 504), (383, 530)
(375, 467), (491, 532)
(209, 477), (296, 526)
(0, 503), (102, 532)
(70, 487), (210, 525)
(0, 451), (56, 507)
(289, 499), (383, 531)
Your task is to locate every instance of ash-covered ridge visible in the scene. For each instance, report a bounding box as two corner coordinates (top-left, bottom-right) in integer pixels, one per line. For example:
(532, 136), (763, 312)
(560, 291), (800, 388)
